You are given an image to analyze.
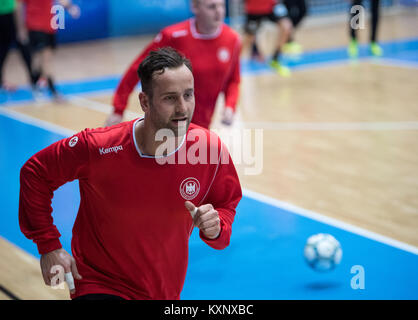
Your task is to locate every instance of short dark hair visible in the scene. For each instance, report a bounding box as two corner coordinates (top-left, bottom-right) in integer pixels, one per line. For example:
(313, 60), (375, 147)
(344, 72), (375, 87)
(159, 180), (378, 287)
(137, 47), (193, 98)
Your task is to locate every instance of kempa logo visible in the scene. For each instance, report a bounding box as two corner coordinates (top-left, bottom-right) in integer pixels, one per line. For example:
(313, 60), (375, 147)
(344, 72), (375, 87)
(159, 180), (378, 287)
(69, 136), (78, 147)
(99, 145), (123, 155)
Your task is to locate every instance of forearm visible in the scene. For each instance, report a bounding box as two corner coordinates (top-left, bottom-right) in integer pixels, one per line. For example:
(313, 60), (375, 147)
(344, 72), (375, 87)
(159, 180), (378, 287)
(112, 69), (140, 115)
(113, 41), (163, 114)
(224, 81), (240, 111)
(18, 132), (90, 254)
(113, 32), (171, 114)
(224, 46), (241, 111)
(199, 208), (234, 250)
(200, 142), (242, 250)
(19, 159), (63, 254)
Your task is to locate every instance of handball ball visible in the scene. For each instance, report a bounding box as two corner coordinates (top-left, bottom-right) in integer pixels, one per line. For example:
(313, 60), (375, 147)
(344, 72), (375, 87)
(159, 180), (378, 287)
(304, 233), (342, 272)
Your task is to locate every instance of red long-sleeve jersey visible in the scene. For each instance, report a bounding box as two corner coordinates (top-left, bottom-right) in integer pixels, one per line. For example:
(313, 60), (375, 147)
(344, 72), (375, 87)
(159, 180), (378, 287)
(19, 119), (242, 300)
(245, 0), (276, 15)
(113, 19), (241, 129)
(23, 0), (56, 34)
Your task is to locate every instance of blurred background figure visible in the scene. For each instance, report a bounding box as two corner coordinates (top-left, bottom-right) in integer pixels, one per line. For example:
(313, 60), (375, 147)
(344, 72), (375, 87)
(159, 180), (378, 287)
(105, 0), (241, 129)
(283, 0), (307, 55)
(243, 0), (293, 77)
(18, 0), (80, 101)
(348, 0), (383, 58)
(0, 0), (36, 92)
(242, 0), (293, 77)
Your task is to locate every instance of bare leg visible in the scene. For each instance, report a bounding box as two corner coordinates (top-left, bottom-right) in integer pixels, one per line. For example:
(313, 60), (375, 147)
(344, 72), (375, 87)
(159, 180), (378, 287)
(242, 33), (264, 61)
(272, 17), (293, 61)
(242, 33), (256, 57)
(41, 47), (62, 98)
(270, 17), (293, 76)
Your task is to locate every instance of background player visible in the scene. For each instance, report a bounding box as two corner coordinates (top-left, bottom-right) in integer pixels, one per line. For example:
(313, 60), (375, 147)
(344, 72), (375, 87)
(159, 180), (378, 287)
(18, 0), (80, 101)
(19, 47), (242, 300)
(242, 0), (293, 77)
(283, 0), (307, 54)
(105, 0), (241, 129)
(0, 0), (36, 91)
(348, 0), (383, 58)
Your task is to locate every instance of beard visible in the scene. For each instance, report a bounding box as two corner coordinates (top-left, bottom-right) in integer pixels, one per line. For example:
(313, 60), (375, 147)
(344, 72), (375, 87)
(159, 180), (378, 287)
(149, 108), (193, 138)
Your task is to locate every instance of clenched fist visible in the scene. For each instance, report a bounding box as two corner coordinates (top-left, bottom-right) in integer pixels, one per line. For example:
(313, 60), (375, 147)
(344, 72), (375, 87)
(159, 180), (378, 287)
(185, 201), (220, 239)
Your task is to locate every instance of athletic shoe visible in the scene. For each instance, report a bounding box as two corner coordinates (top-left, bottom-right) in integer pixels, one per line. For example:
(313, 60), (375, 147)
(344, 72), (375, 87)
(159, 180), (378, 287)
(269, 60), (291, 77)
(283, 42), (303, 55)
(370, 42), (383, 57)
(348, 39), (359, 59)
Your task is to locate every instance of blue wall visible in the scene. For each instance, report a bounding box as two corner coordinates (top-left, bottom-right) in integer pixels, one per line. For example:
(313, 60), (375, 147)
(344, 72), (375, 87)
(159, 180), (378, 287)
(56, 0), (192, 44)
(57, 0), (108, 43)
(108, 0), (192, 37)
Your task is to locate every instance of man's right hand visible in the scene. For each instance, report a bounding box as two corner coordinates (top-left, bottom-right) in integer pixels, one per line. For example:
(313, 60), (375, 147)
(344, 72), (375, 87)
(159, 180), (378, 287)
(104, 112), (123, 127)
(40, 248), (82, 294)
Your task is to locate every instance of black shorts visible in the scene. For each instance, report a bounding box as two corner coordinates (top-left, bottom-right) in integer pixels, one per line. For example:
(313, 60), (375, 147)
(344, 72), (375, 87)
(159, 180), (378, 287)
(0, 13), (16, 45)
(72, 294), (125, 301)
(244, 4), (290, 35)
(29, 31), (56, 52)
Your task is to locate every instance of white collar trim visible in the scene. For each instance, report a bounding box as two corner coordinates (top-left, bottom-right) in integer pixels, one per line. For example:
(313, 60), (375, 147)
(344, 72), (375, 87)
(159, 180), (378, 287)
(132, 118), (186, 159)
(189, 18), (222, 40)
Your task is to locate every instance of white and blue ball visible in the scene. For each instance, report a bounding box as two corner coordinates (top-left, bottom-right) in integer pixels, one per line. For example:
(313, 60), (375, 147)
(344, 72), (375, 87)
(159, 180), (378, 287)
(304, 233), (342, 272)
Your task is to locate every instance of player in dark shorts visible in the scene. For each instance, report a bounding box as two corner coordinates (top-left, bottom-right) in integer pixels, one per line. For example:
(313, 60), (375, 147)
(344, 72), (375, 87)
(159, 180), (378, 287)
(28, 30), (58, 97)
(243, 0), (293, 77)
(0, 0), (36, 91)
(29, 31), (57, 52)
(21, 0), (80, 101)
(283, 0), (307, 54)
(348, 0), (383, 58)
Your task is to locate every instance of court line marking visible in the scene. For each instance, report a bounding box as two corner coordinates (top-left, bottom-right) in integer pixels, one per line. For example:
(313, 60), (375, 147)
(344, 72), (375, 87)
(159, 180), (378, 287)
(5, 95), (413, 132)
(242, 55), (418, 77)
(242, 57), (354, 75)
(0, 107), (76, 137)
(67, 97), (418, 132)
(0, 88), (116, 109)
(243, 188), (418, 255)
(0, 284), (20, 300)
(371, 58), (418, 70)
(0, 39), (416, 109)
(4, 93), (418, 132)
(1, 38), (416, 105)
(68, 95), (141, 120)
(1, 107), (417, 256)
(237, 121), (418, 131)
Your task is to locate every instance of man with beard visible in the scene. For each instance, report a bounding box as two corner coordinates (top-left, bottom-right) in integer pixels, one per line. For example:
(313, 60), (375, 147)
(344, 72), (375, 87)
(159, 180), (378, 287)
(19, 47), (242, 300)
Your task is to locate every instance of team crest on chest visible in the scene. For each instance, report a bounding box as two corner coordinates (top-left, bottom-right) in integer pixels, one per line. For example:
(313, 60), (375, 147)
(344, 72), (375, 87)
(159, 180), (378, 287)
(217, 47), (230, 63)
(179, 177), (200, 200)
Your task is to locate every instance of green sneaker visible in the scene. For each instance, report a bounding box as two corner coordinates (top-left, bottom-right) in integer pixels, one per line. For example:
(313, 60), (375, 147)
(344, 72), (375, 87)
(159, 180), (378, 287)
(283, 42), (303, 55)
(348, 40), (359, 59)
(269, 60), (291, 77)
(370, 42), (383, 57)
